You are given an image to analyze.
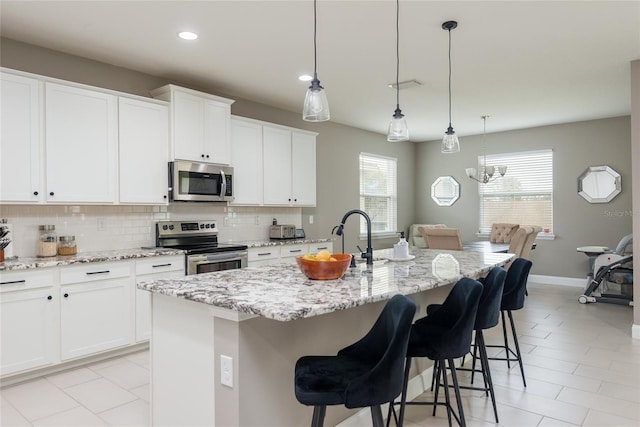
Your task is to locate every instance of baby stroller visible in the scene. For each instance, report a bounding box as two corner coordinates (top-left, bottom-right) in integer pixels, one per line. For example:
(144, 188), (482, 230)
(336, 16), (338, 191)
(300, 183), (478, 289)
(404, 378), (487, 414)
(578, 234), (633, 306)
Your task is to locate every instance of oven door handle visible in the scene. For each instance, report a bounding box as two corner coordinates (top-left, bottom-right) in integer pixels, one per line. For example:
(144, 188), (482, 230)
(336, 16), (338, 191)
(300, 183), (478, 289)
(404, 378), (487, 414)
(204, 252), (245, 261)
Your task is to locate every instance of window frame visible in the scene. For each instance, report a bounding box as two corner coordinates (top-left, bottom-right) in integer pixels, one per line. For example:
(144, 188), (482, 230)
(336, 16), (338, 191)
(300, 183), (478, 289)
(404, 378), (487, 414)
(358, 152), (398, 239)
(476, 149), (554, 239)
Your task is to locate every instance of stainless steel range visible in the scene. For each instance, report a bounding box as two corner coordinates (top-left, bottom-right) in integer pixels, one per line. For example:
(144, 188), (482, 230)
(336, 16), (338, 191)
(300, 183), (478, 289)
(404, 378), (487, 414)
(156, 220), (248, 275)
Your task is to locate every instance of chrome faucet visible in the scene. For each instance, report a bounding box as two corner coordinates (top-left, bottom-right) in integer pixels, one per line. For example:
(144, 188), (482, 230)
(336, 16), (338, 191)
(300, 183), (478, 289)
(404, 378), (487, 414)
(334, 209), (373, 265)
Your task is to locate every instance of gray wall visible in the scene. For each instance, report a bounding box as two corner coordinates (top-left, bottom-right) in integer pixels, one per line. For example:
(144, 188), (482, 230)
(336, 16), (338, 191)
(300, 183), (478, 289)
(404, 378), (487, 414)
(631, 59), (639, 328)
(0, 37), (416, 253)
(415, 117), (633, 279)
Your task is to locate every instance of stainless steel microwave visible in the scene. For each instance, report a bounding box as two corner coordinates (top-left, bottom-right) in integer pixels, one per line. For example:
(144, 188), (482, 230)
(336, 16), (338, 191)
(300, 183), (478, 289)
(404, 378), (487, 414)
(169, 161), (234, 202)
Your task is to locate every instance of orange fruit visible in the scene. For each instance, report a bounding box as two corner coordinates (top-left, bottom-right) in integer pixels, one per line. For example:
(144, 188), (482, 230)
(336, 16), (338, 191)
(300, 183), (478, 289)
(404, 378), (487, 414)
(329, 257), (337, 262)
(316, 249), (331, 261)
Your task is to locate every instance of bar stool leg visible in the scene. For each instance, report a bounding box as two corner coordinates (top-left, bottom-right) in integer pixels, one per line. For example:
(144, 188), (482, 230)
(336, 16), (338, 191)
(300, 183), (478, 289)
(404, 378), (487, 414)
(500, 310), (511, 369)
(371, 405), (384, 427)
(397, 357), (412, 427)
(448, 358), (466, 427)
(439, 359), (452, 425)
(477, 331), (499, 423)
(311, 405), (326, 427)
(508, 310), (527, 387)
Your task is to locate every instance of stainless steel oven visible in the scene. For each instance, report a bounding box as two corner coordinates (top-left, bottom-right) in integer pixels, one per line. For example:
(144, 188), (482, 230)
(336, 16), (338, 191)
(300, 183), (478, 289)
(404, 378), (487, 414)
(155, 220), (247, 275)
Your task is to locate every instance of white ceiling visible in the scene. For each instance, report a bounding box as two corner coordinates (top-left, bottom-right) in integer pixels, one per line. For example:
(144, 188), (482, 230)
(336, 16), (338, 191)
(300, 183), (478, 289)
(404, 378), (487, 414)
(2, 1), (639, 141)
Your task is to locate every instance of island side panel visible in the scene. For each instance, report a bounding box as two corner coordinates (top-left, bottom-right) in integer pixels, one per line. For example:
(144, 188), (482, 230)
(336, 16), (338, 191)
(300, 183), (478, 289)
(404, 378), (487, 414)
(151, 294), (216, 426)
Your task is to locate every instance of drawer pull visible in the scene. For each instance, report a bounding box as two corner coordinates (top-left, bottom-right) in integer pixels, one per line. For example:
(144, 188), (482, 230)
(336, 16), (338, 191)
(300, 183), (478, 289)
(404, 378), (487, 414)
(64, 293), (69, 298)
(86, 270), (110, 275)
(257, 252), (273, 256)
(152, 263), (172, 268)
(316, 247), (328, 250)
(0, 280), (26, 285)
(47, 295), (52, 300)
(289, 249), (303, 253)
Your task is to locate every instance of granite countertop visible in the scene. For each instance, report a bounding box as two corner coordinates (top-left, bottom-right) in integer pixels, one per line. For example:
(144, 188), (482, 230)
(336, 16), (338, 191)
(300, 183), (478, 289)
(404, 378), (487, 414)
(230, 238), (334, 248)
(0, 247), (185, 272)
(138, 248), (514, 322)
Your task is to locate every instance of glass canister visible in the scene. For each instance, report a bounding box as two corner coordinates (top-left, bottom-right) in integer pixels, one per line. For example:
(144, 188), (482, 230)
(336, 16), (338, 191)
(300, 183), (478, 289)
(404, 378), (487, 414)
(37, 225), (57, 257)
(58, 235), (77, 256)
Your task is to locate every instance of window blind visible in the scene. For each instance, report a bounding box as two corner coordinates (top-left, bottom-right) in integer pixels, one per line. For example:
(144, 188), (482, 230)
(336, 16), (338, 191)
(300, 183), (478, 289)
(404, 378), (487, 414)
(478, 149), (553, 234)
(359, 153), (397, 236)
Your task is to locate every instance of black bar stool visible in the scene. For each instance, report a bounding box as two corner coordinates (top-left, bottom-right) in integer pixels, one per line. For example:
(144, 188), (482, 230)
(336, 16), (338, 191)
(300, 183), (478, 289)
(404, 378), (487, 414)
(294, 294), (416, 427)
(486, 258), (533, 387)
(392, 278), (483, 427)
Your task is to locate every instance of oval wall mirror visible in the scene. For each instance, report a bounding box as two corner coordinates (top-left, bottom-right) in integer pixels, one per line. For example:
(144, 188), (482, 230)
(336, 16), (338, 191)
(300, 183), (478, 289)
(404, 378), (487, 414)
(431, 176), (460, 206)
(577, 165), (621, 203)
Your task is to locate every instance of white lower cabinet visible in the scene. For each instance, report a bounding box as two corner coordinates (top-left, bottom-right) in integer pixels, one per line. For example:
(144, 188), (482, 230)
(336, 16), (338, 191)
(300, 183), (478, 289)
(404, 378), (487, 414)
(60, 261), (133, 360)
(134, 256), (184, 342)
(0, 269), (57, 376)
(248, 242), (333, 267)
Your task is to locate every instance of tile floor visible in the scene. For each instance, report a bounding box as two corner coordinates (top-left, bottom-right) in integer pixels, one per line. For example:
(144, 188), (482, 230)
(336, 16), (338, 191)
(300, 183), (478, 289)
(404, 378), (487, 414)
(1, 282), (638, 426)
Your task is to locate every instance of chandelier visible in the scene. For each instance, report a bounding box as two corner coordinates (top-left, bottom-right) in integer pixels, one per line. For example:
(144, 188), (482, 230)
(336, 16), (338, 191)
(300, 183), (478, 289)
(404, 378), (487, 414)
(465, 116), (507, 184)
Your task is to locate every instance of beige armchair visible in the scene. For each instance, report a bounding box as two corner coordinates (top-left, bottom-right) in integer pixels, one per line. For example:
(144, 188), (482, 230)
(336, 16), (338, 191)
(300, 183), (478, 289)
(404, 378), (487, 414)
(408, 224), (447, 248)
(490, 223), (520, 243)
(419, 227), (463, 251)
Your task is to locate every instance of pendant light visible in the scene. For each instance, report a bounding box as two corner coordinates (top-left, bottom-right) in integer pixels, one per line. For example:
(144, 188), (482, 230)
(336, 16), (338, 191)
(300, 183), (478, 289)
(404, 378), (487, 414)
(303, 0), (330, 122)
(441, 20), (460, 154)
(387, 0), (409, 142)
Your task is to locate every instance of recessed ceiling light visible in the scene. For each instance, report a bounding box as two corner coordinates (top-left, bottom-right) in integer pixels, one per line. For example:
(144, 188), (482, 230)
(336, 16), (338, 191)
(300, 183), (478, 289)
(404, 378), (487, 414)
(298, 74), (313, 82)
(177, 31), (198, 40)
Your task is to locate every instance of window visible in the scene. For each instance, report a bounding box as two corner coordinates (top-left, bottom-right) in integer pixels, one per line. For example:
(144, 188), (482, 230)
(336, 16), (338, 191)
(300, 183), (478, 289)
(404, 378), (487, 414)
(359, 153), (397, 238)
(478, 149), (553, 235)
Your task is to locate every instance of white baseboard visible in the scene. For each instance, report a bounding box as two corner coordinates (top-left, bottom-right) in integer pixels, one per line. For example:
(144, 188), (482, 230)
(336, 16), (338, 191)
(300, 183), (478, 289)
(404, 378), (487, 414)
(633, 324), (640, 339)
(529, 274), (586, 288)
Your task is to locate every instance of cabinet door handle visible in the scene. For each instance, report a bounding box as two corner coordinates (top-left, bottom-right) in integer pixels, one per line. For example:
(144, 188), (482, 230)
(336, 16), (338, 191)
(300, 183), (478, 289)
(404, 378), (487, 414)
(63, 293), (69, 298)
(289, 249), (303, 253)
(0, 280), (26, 285)
(152, 263), (172, 268)
(47, 295), (53, 300)
(49, 191), (54, 196)
(33, 191), (39, 196)
(257, 252), (273, 256)
(86, 270), (110, 275)
(201, 154), (205, 158)
(163, 195), (167, 199)
(316, 247), (328, 250)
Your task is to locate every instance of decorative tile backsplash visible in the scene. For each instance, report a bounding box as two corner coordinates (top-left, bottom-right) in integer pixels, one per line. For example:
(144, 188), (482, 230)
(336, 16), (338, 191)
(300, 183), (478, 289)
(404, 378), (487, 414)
(0, 204), (302, 258)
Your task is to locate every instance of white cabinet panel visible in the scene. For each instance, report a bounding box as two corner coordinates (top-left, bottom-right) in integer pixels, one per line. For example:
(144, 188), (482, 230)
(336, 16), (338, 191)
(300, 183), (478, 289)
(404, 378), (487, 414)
(280, 244), (308, 259)
(135, 256), (184, 342)
(0, 288), (56, 376)
(262, 126), (292, 205)
(0, 72), (42, 203)
(292, 132), (316, 206)
(45, 82), (117, 203)
(118, 97), (170, 204)
(60, 277), (132, 360)
(247, 247), (280, 267)
(152, 85), (234, 165)
(309, 242), (333, 254)
(230, 118), (263, 205)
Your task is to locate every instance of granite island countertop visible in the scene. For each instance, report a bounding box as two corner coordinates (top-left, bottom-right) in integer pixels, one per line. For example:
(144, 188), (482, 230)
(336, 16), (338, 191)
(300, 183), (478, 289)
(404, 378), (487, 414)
(225, 237), (334, 248)
(0, 247), (185, 271)
(138, 248), (514, 322)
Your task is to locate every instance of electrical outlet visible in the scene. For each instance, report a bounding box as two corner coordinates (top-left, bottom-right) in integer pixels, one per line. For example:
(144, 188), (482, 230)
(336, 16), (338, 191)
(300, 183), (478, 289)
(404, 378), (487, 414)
(97, 218), (106, 231)
(309, 215), (314, 225)
(221, 355), (233, 387)
(254, 216), (260, 225)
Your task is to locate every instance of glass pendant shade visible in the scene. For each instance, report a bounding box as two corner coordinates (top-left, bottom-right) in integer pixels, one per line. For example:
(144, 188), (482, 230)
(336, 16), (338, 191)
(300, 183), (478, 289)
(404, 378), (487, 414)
(387, 107), (409, 142)
(303, 76), (330, 122)
(441, 126), (460, 153)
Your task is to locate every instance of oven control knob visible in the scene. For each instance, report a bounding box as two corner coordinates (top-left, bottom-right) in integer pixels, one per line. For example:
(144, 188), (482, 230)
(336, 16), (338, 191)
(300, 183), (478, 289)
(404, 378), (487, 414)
(162, 225), (168, 230)
(210, 223), (215, 229)
(169, 225), (174, 230)
(205, 224), (210, 229)
(200, 224), (205, 229)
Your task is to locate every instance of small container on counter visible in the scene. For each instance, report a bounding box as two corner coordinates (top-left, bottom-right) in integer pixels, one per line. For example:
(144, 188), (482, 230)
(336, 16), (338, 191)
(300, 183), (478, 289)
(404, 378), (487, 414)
(58, 235), (77, 256)
(37, 225), (57, 257)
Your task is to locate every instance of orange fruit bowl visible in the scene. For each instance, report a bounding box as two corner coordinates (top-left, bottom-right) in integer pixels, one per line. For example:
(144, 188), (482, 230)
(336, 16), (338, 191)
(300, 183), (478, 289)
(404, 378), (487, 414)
(296, 253), (352, 280)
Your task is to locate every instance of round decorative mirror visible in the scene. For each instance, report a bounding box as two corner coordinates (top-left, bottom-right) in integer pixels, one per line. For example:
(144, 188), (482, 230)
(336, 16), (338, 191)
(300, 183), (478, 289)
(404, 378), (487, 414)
(577, 165), (621, 203)
(431, 176), (460, 206)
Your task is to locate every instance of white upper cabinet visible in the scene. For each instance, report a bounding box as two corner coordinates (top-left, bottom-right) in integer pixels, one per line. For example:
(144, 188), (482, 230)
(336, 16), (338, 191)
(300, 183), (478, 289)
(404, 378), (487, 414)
(45, 82), (117, 203)
(291, 132), (316, 206)
(231, 116), (317, 207)
(151, 85), (234, 165)
(118, 97), (170, 204)
(0, 72), (42, 203)
(263, 126), (293, 205)
(230, 117), (263, 205)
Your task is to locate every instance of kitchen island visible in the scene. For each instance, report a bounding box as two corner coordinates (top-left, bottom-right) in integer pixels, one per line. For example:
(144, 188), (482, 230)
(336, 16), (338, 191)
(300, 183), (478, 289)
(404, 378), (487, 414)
(138, 248), (513, 426)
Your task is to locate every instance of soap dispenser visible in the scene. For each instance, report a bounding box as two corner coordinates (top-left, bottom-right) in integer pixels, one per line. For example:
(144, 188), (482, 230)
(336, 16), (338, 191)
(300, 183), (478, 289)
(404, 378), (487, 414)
(393, 231), (409, 259)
